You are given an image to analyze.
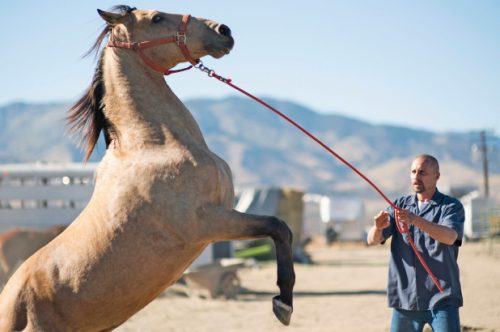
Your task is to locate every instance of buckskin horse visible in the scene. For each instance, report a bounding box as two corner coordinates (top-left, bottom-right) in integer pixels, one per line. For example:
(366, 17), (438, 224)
(0, 6), (294, 331)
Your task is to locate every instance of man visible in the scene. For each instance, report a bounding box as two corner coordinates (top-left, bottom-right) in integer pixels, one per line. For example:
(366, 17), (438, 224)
(367, 154), (465, 332)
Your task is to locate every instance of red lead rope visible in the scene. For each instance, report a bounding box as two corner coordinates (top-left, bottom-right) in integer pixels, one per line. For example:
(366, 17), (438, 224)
(192, 62), (444, 293)
(106, 14), (443, 292)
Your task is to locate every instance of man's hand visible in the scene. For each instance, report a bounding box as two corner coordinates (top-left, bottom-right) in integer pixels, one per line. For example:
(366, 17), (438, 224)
(367, 210), (390, 245)
(395, 209), (415, 226)
(374, 210), (390, 230)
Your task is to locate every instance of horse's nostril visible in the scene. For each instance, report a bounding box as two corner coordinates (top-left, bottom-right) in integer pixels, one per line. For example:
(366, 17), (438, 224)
(217, 24), (231, 37)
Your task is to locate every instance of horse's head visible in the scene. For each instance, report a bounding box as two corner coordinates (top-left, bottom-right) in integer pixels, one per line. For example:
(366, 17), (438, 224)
(98, 5), (234, 72)
(68, 6), (234, 162)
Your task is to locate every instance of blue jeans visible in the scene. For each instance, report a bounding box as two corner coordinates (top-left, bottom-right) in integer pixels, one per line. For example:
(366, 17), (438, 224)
(390, 307), (460, 332)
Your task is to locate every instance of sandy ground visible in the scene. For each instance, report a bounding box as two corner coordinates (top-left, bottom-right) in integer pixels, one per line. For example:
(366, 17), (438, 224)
(116, 240), (500, 332)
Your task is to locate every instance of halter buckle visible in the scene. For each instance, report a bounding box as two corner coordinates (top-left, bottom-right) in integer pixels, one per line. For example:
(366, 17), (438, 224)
(176, 32), (187, 45)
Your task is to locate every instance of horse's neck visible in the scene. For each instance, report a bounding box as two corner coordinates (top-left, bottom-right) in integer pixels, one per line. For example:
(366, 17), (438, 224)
(102, 49), (207, 152)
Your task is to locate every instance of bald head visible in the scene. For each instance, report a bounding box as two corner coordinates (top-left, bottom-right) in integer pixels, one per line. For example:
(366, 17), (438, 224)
(410, 154), (440, 199)
(414, 154), (440, 173)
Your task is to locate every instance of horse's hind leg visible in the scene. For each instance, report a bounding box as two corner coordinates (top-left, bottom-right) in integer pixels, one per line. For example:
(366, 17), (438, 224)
(196, 204), (295, 325)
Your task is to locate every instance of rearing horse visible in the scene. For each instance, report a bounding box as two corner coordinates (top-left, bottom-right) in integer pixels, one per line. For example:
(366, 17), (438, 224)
(0, 6), (294, 331)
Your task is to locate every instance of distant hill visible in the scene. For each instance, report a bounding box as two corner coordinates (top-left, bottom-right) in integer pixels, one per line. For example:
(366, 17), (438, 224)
(1, 98), (498, 198)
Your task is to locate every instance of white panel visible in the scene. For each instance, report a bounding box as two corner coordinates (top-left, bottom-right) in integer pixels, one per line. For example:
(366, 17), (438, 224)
(0, 185), (93, 200)
(0, 209), (80, 232)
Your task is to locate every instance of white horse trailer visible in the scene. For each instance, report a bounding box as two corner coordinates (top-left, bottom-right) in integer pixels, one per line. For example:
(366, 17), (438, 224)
(303, 193), (365, 242)
(461, 191), (496, 240)
(0, 163), (97, 232)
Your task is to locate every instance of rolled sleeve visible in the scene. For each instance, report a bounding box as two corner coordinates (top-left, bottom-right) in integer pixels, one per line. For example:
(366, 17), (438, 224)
(440, 200), (465, 243)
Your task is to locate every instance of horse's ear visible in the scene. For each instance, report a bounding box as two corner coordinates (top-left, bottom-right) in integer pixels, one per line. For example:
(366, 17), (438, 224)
(97, 9), (125, 26)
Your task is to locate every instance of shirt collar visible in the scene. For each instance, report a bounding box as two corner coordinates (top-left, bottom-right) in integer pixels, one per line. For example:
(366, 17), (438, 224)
(411, 188), (442, 206)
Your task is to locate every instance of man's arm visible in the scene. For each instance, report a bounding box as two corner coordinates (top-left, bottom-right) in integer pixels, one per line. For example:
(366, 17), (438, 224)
(396, 209), (458, 245)
(367, 211), (390, 245)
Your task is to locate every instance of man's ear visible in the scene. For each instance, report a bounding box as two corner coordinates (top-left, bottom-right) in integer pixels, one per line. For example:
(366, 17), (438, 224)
(97, 9), (125, 26)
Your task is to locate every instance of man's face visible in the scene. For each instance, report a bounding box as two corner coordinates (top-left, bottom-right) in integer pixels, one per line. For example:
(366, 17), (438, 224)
(410, 157), (440, 195)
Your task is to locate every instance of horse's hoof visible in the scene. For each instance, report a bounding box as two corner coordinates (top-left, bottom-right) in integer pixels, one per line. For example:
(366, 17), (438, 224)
(272, 295), (293, 326)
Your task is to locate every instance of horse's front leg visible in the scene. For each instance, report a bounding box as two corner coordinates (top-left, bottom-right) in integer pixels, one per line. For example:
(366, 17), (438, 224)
(196, 204), (295, 325)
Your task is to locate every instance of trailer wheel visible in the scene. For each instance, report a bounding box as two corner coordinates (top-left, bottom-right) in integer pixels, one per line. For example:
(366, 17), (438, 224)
(217, 272), (240, 299)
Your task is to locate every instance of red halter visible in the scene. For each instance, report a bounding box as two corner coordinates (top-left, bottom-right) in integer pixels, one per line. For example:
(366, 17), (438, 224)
(107, 14), (198, 75)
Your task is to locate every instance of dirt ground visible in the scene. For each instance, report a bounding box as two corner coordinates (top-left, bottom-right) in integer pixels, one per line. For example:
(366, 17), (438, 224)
(116, 240), (500, 332)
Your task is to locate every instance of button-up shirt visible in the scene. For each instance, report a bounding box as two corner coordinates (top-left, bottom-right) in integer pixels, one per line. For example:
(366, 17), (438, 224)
(381, 189), (465, 310)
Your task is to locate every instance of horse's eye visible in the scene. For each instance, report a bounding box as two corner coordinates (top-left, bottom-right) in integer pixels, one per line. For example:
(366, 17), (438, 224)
(152, 15), (164, 24)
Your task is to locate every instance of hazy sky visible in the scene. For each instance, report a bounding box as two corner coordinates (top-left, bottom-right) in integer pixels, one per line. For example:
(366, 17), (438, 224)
(1, 1), (499, 133)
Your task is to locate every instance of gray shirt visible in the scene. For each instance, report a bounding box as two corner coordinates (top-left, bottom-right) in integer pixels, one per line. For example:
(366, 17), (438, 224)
(381, 189), (465, 310)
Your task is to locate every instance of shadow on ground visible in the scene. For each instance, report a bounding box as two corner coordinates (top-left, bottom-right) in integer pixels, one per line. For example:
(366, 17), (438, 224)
(238, 287), (386, 301)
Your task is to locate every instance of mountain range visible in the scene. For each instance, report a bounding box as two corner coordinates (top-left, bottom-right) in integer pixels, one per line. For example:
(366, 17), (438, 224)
(1, 97), (498, 200)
